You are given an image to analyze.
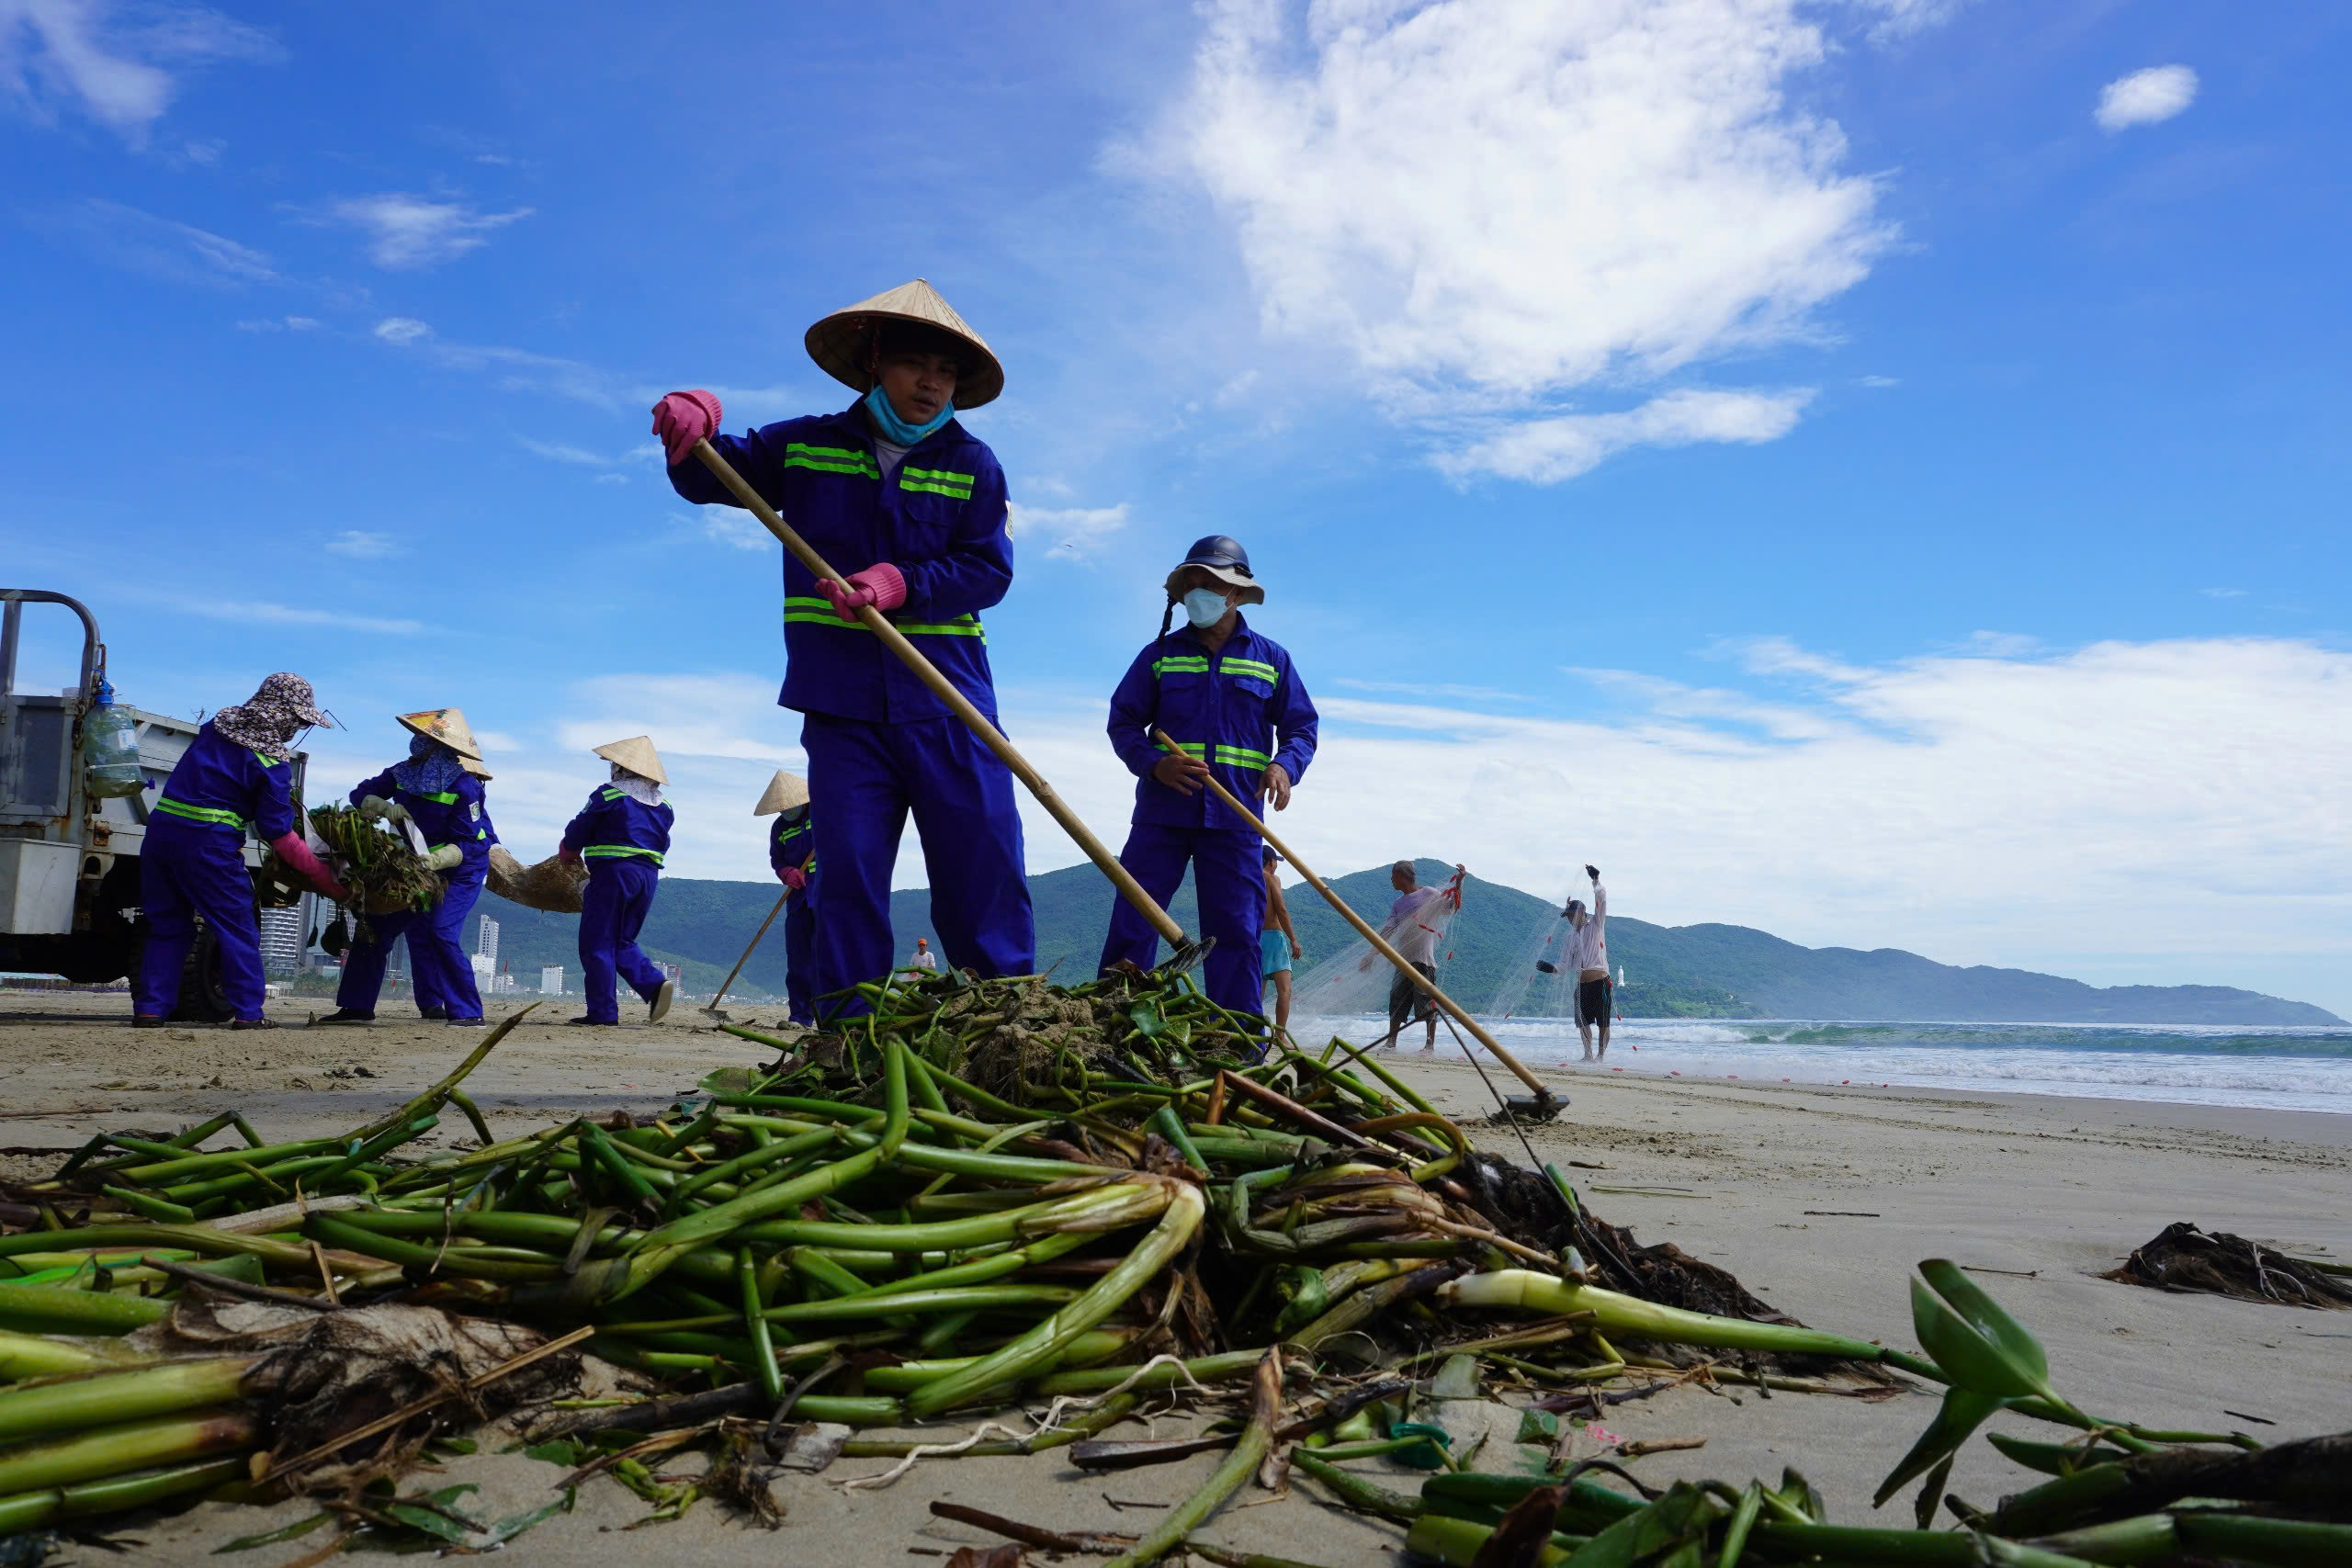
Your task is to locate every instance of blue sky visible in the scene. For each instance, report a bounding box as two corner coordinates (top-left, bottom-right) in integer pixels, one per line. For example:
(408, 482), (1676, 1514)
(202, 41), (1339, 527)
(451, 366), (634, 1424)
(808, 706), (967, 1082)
(5, 0), (2348, 1011)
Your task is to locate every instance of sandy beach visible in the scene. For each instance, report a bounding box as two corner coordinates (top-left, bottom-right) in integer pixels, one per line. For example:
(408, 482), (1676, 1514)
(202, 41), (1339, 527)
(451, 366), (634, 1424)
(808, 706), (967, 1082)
(3, 991), (2346, 1563)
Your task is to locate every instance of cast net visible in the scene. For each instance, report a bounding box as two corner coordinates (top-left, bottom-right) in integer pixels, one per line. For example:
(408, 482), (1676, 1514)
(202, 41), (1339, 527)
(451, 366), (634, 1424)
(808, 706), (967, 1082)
(1287, 868), (1465, 1040)
(1485, 883), (1586, 1021)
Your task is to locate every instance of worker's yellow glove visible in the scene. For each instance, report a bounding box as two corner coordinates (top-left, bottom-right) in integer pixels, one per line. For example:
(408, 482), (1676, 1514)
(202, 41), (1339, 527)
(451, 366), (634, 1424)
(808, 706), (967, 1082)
(424, 844), (462, 872)
(359, 795), (412, 827)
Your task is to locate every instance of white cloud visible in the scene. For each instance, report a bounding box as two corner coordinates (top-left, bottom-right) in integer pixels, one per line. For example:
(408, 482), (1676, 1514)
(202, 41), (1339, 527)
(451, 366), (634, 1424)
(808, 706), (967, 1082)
(235, 313), (317, 332)
(684, 509), (771, 552)
(48, 197), (275, 287)
(372, 316), (430, 344)
(0, 0), (279, 143)
(326, 193), (533, 269)
(1856, 373), (1899, 388)
(593, 472), (628, 485)
(1333, 678), (1528, 703)
(1150, 0), (1905, 480)
(1011, 502), (1134, 560)
(2096, 64), (2197, 132)
(324, 529), (403, 559)
(464, 636), (2352, 1013)
(1438, 388), (1813, 483)
(177, 597), (428, 637)
(2201, 588), (2245, 600)
(371, 321), (624, 408)
(516, 437), (616, 467)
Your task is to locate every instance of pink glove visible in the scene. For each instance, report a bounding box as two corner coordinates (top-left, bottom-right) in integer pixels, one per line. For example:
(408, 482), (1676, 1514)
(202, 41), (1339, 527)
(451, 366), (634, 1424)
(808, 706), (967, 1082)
(817, 563), (907, 622)
(269, 833), (349, 903)
(777, 864), (808, 892)
(650, 389), (722, 467)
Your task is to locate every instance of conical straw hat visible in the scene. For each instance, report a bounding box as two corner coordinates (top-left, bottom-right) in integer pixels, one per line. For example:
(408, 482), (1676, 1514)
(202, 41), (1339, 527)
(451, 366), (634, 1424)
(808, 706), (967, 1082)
(397, 707), (482, 760)
(752, 770), (808, 817)
(458, 754), (493, 781)
(805, 278), (1004, 410)
(593, 736), (667, 785)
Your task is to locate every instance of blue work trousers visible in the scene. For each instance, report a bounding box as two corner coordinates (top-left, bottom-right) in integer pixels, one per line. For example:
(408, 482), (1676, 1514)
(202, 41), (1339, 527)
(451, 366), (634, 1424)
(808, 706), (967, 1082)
(136, 820), (265, 1021)
(335, 875), (483, 1018)
(801, 711), (1033, 1020)
(784, 869), (819, 1026)
(1098, 824), (1265, 1020)
(580, 859), (666, 1023)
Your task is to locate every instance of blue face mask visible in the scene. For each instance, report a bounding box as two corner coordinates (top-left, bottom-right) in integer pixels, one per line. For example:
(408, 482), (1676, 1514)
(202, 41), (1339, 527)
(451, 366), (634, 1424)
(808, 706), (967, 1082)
(864, 382), (955, 446)
(1182, 587), (1230, 628)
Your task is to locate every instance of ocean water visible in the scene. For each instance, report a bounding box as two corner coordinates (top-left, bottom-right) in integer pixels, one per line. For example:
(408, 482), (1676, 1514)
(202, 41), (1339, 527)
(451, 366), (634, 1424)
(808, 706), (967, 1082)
(1295, 1014), (2352, 1115)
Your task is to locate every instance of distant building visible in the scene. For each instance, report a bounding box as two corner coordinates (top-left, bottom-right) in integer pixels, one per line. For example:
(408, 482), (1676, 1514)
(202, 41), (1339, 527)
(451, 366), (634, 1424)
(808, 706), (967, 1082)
(475, 914), (500, 971)
(662, 962), (684, 985)
(258, 907), (306, 976)
(471, 953), (492, 980)
(540, 964), (563, 996)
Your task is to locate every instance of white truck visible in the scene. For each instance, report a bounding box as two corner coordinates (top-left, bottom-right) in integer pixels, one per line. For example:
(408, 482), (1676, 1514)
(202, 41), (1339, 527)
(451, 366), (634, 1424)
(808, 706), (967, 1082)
(0, 590), (309, 1020)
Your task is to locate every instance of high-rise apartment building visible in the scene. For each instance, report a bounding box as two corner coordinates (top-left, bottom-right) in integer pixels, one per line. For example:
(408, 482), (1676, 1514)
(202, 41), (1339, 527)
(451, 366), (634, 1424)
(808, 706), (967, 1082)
(258, 906), (306, 976)
(540, 965), (564, 996)
(475, 914), (500, 971)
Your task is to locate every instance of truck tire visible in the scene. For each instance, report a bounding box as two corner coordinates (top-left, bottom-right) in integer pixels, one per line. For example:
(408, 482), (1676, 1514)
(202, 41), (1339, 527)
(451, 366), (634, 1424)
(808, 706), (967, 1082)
(173, 921), (232, 1023)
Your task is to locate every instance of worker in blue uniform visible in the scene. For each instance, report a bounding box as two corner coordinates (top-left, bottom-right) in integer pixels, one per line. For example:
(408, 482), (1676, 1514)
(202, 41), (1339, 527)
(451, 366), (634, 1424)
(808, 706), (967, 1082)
(753, 769), (820, 1025)
(1099, 537), (1318, 1019)
(652, 279), (1033, 1019)
(560, 736), (678, 1027)
(319, 707), (498, 1026)
(133, 672), (347, 1029)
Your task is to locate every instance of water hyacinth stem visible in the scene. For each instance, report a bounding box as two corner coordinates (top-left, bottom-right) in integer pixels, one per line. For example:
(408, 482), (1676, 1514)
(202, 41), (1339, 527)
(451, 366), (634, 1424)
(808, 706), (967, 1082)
(0, 1455), (250, 1537)
(0, 1410), (259, 1495)
(0, 1359), (254, 1445)
(1440, 1269), (1943, 1379)
(1102, 1348), (1280, 1568)
(907, 1180), (1204, 1418)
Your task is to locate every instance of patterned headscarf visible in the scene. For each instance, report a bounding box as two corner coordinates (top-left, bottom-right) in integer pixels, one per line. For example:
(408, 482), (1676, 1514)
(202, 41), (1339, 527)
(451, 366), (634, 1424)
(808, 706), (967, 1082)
(610, 762), (663, 807)
(391, 731), (466, 795)
(210, 673), (327, 755)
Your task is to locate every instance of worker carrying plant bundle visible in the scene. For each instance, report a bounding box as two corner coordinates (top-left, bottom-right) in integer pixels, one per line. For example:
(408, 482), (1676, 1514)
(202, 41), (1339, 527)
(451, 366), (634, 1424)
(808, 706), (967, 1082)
(753, 768), (819, 1026)
(1098, 536), (1318, 1019)
(559, 737), (677, 1027)
(133, 673), (347, 1030)
(652, 279), (1034, 1021)
(318, 708), (498, 1027)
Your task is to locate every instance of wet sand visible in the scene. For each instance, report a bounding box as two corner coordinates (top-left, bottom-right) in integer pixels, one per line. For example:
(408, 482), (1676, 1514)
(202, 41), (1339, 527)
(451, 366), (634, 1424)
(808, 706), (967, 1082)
(3, 992), (2346, 1562)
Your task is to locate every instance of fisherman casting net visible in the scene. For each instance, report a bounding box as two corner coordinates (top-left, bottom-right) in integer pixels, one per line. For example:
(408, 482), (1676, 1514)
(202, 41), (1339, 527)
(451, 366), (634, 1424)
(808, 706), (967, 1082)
(1486, 881), (1588, 1021)
(1287, 866), (1464, 1040)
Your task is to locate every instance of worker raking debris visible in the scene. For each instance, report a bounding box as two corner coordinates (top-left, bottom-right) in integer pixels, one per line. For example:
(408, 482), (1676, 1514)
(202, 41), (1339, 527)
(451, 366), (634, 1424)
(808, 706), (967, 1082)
(752, 768), (818, 1026)
(560, 736), (676, 1027)
(653, 280), (1033, 1021)
(1097, 536), (1318, 1025)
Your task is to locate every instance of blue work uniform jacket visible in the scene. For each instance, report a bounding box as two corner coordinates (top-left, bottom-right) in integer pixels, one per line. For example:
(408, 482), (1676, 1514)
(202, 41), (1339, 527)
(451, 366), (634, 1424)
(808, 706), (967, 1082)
(769, 810), (816, 876)
(666, 401), (1012, 724)
(561, 787), (674, 869)
(1106, 615), (1318, 833)
(350, 770), (497, 881)
(153, 722), (297, 841)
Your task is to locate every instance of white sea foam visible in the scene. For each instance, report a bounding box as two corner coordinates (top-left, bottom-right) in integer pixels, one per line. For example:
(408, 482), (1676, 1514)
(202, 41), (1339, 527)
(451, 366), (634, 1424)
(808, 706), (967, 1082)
(1293, 1013), (2352, 1114)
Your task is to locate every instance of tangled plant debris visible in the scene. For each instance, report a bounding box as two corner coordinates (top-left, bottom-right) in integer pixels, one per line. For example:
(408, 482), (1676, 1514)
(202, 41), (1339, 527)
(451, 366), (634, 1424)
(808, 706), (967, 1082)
(0, 971), (2344, 1564)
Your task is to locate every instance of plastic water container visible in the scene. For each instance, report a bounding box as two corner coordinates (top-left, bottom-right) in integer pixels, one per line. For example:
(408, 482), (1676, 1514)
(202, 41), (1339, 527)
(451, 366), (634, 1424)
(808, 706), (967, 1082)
(81, 684), (145, 799)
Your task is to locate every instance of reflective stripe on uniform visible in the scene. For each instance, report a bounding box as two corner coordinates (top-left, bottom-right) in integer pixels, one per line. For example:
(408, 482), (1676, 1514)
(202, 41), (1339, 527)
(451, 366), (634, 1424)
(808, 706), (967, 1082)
(599, 786), (626, 802)
(1152, 656), (1210, 676)
(1215, 744), (1272, 770)
(899, 466), (976, 500)
(417, 791), (460, 805)
(584, 845), (665, 866)
(780, 596), (986, 638)
(1222, 658), (1279, 684)
(155, 796), (246, 829)
(1155, 739), (1208, 759)
(783, 443), (881, 479)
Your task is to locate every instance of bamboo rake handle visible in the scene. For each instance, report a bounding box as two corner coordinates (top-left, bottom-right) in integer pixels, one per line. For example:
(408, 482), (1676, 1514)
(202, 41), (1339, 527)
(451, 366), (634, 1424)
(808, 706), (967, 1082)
(709, 888), (790, 1011)
(690, 440), (1190, 950)
(1151, 728), (1552, 1100)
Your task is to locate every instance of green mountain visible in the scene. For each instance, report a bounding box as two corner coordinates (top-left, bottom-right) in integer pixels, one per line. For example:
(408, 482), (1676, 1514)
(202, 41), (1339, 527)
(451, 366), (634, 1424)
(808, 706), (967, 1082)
(469, 860), (2342, 1025)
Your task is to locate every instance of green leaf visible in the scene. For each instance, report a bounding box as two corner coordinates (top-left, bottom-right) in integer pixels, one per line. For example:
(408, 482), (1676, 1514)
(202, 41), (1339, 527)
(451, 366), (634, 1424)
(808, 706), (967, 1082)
(483, 1493), (573, 1545)
(211, 1513), (332, 1553)
(1128, 1002), (1166, 1040)
(1918, 1260), (2053, 1395)
(524, 1438), (593, 1467)
(1516, 1408), (1561, 1445)
(1873, 1385), (2009, 1507)
(1910, 1276), (2048, 1400)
